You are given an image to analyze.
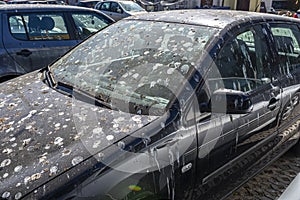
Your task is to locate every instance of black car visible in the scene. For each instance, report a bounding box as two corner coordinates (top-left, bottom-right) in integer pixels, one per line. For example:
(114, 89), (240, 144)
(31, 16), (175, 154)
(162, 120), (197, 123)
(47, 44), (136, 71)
(0, 4), (114, 82)
(1, 10), (300, 200)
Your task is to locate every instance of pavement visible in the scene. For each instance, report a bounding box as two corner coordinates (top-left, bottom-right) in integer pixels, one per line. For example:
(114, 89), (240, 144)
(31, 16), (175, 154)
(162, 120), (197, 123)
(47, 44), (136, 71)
(227, 151), (300, 200)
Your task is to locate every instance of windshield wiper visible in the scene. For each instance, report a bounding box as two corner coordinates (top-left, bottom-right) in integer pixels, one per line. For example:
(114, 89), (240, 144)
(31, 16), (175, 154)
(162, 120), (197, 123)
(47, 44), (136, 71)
(43, 66), (57, 88)
(74, 88), (113, 110)
(55, 81), (113, 110)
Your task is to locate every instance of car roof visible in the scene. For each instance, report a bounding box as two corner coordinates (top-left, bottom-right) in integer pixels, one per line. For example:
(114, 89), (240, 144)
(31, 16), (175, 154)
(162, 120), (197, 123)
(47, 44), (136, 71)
(128, 9), (299, 29)
(0, 4), (99, 12)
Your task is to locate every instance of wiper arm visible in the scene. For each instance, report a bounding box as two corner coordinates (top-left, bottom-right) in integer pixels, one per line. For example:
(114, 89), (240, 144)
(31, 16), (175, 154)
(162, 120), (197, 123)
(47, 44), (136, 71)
(43, 66), (57, 88)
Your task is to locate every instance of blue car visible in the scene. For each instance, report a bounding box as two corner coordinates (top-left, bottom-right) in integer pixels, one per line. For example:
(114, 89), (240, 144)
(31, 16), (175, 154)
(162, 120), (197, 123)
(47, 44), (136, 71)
(0, 4), (114, 82)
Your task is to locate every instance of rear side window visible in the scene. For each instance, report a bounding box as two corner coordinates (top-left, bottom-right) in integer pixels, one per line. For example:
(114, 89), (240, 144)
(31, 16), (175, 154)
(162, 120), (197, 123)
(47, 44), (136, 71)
(9, 13), (70, 41)
(99, 2), (110, 11)
(110, 2), (121, 12)
(270, 24), (300, 75)
(209, 25), (273, 92)
(71, 12), (111, 40)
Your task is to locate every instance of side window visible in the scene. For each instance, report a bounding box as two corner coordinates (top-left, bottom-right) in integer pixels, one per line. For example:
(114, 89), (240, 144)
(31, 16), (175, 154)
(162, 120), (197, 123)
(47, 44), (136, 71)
(270, 23), (300, 74)
(72, 13), (111, 40)
(9, 13), (70, 41)
(110, 2), (121, 13)
(208, 26), (272, 93)
(9, 16), (27, 40)
(100, 2), (110, 11)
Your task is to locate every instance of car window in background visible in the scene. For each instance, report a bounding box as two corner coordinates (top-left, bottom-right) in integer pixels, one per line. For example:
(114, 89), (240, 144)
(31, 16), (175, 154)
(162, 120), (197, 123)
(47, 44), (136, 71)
(270, 24), (300, 75)
(9, 13), (70, 40)
(209, 26), (272, 92)
(51, 21), (218, 115)
(119, 1), (145, 12)
(110, 2), (120, 12)
(98, 2), (110, 10)
(71, 12), (112, 40)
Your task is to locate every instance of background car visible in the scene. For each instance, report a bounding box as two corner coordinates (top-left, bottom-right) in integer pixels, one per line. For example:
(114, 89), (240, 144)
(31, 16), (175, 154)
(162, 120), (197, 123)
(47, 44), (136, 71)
(1, 9), (300, 200)
(0, 4), (114, 82)
(6, 0), (29, 4)
(76, 0), (100, 8)
(94, 0), (147, 21)
(293, 9), (300, 18)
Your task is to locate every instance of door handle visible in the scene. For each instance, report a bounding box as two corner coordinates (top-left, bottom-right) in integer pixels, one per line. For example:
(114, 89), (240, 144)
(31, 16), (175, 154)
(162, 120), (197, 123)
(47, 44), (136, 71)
(155, 138), (179, 150)
(268, 97), (279, 110)
(16, 49), (32, 57)
(182, 163), (192, 174)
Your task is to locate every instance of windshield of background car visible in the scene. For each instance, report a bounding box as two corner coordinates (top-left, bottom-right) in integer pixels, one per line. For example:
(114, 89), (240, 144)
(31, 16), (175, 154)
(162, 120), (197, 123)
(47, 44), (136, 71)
(119, 1), (145, 12)
(51, 20), (218, 115)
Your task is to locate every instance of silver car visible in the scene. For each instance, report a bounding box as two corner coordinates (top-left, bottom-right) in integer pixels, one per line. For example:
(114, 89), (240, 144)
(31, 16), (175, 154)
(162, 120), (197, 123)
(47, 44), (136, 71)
(94, 0), (147, 21)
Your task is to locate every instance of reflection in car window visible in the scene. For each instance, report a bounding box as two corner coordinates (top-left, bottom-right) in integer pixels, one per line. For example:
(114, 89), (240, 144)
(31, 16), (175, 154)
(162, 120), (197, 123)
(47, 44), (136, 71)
(209, 26), (272, 92)
(270, 24), (300, 75)
(71, 13), (111, 40)
(9, 13), (70, 41)
(51, 21), (218, 115)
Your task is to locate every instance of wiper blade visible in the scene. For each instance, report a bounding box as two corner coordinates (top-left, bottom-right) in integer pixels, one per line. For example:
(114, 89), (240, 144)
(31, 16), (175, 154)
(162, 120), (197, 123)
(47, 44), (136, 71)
(76, 89), (113, 110)
(56, 81), (113, 110)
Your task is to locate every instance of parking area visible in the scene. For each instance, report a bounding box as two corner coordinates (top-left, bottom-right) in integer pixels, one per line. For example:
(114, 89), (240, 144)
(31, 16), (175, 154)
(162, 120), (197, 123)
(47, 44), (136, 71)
(228, 151), (300, 199)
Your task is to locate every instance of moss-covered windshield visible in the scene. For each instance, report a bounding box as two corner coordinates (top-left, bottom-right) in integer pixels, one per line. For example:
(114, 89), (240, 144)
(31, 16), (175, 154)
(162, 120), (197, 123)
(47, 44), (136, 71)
(51, 20), (218, 115)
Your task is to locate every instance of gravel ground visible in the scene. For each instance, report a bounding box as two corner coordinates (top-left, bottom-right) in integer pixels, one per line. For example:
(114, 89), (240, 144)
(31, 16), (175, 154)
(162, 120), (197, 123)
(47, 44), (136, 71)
(227, 151), (300, 200)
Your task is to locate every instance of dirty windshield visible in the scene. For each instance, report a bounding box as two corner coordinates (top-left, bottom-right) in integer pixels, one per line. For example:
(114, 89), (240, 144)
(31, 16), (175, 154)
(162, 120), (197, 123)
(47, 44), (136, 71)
(51, 20), (217, 115)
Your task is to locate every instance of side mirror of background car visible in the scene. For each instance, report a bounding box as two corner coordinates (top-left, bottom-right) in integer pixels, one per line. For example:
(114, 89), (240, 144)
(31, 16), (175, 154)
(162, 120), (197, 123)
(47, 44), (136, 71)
(200, 89), (253, 114)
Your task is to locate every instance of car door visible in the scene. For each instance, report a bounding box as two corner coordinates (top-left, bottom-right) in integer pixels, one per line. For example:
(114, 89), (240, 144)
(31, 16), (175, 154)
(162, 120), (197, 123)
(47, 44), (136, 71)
(3, 12), (78, 73)
(268, 22), (300, 131)
(192, 23), (283, 199)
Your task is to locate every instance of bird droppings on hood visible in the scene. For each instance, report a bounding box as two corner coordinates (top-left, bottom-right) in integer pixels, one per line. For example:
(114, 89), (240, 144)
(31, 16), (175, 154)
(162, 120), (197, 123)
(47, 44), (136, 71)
(15, 192), (22, 199)
(106, 135), (114, 141)
(1, 159), (12, 168)
(0, 72), (160, 198)
(49, 166), (58, 177)
(62, 149), (71, 156)
(14, 166), (23, 173)
(71, 156), (84, 166)
(2, 191), (11, 198)
(3, 173), (9, 179)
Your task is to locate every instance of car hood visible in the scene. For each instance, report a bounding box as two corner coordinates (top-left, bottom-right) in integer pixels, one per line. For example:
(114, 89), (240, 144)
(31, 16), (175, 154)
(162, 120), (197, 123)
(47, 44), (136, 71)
(0, 71), (160, 198)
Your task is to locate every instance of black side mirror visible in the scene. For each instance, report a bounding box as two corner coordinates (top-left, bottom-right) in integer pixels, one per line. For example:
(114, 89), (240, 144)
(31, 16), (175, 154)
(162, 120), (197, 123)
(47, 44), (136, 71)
(201, 89), (253, 114)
